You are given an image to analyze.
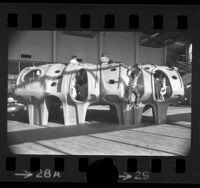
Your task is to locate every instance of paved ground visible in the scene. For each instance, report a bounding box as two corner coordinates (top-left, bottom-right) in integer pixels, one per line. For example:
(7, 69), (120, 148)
(7, 105), (191, 156)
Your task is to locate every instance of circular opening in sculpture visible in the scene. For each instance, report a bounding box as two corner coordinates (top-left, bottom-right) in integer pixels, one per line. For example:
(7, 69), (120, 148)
(55, 70), (60, 73)
(24, 69), (41, 82)
(153, 70), (172, 101)
(51, 82), (57, 87)
(172, 75), (177, 79)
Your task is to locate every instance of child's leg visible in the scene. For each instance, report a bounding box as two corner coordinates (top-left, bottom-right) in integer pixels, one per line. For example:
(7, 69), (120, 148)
(124, 85), (130, 103)
(159, 94), (162, 100)
(127, 87), (135, 108)
(133, 88), (140, 107)
(128, 92), (134, 105)
(160, 93), (164, 100)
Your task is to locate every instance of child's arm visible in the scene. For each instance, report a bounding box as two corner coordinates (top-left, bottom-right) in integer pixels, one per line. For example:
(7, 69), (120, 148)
(137, 68), (142, 77)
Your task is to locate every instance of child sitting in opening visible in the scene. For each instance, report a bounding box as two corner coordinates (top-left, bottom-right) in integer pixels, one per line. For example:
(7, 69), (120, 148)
(126, 63), (142, 108)
(75, 69), (88, 101)
(159, 77), (167, 100)
(154, 75), (167, 101)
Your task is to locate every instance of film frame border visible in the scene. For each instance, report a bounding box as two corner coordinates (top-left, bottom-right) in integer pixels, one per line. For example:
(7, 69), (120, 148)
(0, 3), (199, 183)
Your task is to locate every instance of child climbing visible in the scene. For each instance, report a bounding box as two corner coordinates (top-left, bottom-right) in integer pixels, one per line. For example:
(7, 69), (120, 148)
(126, 63), (142, 108)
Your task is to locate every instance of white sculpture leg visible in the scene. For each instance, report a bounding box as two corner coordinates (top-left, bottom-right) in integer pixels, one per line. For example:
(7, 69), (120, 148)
(76, 102), (90, 124)
(27, 98), (49, 125)
(152, 102), (169, 124)
(62, 103), (78, 126)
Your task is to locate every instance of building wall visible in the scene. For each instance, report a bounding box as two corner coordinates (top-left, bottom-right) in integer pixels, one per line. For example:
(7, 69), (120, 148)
(138, 45), (165, 65)
(56, 31), (99, 64)
(102, 32), (165, 66)
(8, 31), (52, 62)
(102, 32), (136, 66)
(8, 31), (165, 66)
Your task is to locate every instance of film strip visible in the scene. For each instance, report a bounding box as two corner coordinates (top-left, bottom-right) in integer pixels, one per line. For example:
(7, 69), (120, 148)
(0, 3), (199, 183)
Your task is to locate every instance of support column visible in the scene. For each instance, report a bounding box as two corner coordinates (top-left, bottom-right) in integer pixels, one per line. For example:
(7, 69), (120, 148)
(27, 98), (49, 125)
(18, 61), (21, 74)
(185, 41), (190, 63)
(189, 43), (192, 62)
(98, 32), (103, 101)
(164, 45), (167, 65)
(98, 32), (103, 59)
(123, 103), (144, 126)
(135, 32), (139, 64)
(152, 102), (169, 124)
(52, 31), (57, 63)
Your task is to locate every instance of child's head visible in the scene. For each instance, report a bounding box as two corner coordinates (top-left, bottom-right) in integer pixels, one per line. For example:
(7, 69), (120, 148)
(36, 70), (41, 76)
(127, 64), (141, 78)
(134, 63), (139, 68)
(71, 55), (77, 60)
(130, 71), (137, 79)
(131, 67), (141, 78)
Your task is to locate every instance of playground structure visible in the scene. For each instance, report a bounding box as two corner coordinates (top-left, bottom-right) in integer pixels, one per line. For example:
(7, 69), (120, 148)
(15, 62), (184, 126)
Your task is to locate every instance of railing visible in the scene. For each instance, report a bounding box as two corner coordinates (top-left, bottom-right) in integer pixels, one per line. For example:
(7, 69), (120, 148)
(8, 59), (53, 75)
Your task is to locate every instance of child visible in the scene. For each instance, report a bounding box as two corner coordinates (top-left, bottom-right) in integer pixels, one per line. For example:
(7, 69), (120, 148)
(75, 69), (88, 101)
(127, 64), (142, 108)
(100, 54), (110, 64)
(154, 76), (162, 100)
(69, 55), (79, 65)
(159, 77), (167, 100)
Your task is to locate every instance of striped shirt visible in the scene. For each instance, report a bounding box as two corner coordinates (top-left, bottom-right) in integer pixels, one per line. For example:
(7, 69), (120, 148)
(128, 76), (139, 88)
(128, 69), (141, 88)
(76, 83), (88, 101)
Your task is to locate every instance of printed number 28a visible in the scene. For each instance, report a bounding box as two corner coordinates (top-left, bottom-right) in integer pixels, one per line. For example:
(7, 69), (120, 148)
(36, 169), (61, 178)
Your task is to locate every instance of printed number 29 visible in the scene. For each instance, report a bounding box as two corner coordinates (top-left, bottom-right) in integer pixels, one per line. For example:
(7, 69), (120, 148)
(134, 171), (149, 180)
